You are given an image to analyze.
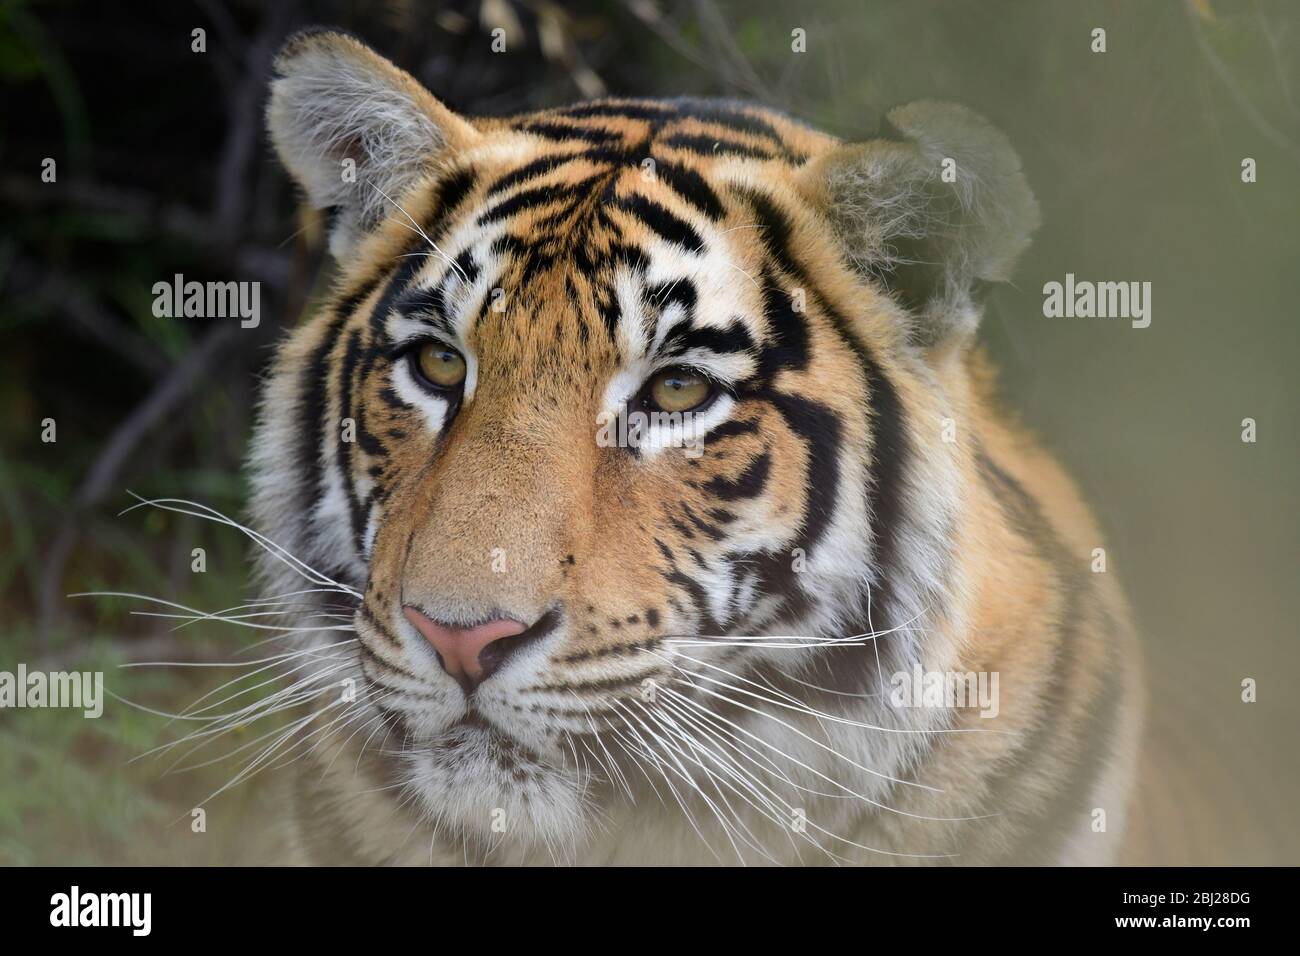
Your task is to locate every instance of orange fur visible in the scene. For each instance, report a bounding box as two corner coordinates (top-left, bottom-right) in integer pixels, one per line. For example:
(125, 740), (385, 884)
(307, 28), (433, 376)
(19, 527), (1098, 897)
(257, 31), (1143, 865)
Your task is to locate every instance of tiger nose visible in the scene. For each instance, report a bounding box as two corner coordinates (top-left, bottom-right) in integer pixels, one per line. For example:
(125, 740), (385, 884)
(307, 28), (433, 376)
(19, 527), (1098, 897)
(402, 606), (529, 694)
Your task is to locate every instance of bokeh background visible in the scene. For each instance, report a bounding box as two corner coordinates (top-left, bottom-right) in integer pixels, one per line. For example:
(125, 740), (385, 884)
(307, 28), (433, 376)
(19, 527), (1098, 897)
(1, 0), (1296, 864)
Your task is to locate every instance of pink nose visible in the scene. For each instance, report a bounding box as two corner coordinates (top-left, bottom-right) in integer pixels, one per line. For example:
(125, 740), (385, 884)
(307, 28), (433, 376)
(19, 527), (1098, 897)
(402, 606), (528, 693)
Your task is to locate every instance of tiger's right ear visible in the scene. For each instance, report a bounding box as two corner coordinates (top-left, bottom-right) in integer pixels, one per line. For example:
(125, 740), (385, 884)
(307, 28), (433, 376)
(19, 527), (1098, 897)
(796, 102), (1038, 350)
(267, 29), (480, 257)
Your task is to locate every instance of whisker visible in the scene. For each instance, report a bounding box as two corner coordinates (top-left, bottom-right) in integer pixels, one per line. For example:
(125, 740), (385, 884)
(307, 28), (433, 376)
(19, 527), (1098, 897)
(663, 648), (1005, 739)
(367, 179), (468, 282)
(116, 494), (361, 598)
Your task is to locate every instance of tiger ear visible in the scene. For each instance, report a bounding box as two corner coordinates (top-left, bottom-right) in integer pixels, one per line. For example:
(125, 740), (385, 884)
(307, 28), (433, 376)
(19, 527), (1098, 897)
(267, 29), (480, 257)
(797, 101), (1039, 348)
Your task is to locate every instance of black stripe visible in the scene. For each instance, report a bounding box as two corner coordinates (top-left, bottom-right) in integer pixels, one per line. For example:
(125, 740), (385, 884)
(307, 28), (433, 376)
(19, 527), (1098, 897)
(297, 311), (350, 553)
(486, 153), (584, 196)
(594, 284), (621, 343)
(665, 97), (802, 151)
(754, 272), (811, 376)
(615, 193), (704, 253)
(355, 415), (387, 457)
(336, 274), (386, 320)
(477, 180), (586, 226)
(974, 446), (1120, 861)
(559, 637), (661, 664)
(739, 187), (909, 631)
(763, 393), (841, 548)
(1022, 646), (1123, 863)
(367, 230), (447, 337)
(428, 167), (477, 237)
(661, 132), (775, 161)
(654, 537), (721, 635)
(661, 319), (754, 359)
(529, 670), (662, 695)
(335, 327), (368, 557)
(976, 451), (1083, 725)
(365, 168), (478, 337)
(310, 173), (479, 562)
(727, 393), (841, 635)
(522, 121), (621, 144)
(736, 186), (918, 695)
(682, 501), (725, 541)
(702, 450), (771, 500)
(553, 101), (676, 122)
(552, 97), (804, 162)
(388, 287), (455, 334)
(451, 248), (480, 284)
(704, 417), (760, 443)
(647, 278), (697, 314)
(652, 158), (725, 220)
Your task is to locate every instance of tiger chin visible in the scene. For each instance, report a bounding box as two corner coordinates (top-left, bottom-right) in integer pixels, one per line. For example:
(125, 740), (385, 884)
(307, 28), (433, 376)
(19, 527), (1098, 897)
(252, 29), (1143, 866)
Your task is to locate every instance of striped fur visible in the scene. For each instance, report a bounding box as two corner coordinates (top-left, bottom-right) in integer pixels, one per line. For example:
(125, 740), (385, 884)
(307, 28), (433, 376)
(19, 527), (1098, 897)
(254, 31), (1141, 865)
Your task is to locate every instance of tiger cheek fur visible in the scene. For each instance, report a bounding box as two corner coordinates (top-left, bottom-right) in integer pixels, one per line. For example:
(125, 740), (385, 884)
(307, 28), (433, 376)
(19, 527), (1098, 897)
(255, 30), (1141, 864)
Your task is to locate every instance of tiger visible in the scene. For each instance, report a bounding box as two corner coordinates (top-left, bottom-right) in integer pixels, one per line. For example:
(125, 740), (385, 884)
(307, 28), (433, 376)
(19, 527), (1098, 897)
(251, 28), (1144, 865)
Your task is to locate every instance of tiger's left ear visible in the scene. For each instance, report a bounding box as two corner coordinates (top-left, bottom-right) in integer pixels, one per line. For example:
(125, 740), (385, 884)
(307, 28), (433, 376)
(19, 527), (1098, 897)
(797, 101), (1039, 348)
(267, 29), (481, 257)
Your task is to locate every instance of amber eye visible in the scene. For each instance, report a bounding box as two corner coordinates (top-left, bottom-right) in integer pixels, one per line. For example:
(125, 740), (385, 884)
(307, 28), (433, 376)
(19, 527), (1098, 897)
(412, 342), (466, 390)
(645, 367), (713, 414)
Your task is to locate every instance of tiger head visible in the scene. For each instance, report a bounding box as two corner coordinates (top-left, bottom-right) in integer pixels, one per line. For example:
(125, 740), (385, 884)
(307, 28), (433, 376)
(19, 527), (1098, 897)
(257, 30), (1038, 852)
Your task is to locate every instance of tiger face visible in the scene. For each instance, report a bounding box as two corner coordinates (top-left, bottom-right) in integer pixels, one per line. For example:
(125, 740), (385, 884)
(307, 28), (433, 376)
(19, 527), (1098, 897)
(258, 30), (1041, 856)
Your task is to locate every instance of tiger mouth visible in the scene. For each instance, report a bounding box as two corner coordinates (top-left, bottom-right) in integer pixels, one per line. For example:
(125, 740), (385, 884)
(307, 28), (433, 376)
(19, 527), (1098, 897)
(429, 712), (546, 773)
(449, 710), (510, 738)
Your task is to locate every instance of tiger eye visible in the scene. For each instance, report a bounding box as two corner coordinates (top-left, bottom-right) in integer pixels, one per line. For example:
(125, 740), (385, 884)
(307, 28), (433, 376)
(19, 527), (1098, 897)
(414, 343), (466, 389)
(648, 368), (712, 413)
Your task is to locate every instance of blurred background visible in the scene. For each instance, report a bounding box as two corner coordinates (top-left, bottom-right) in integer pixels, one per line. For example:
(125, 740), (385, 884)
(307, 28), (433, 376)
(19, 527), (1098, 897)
(0, 0), (1296, 864)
